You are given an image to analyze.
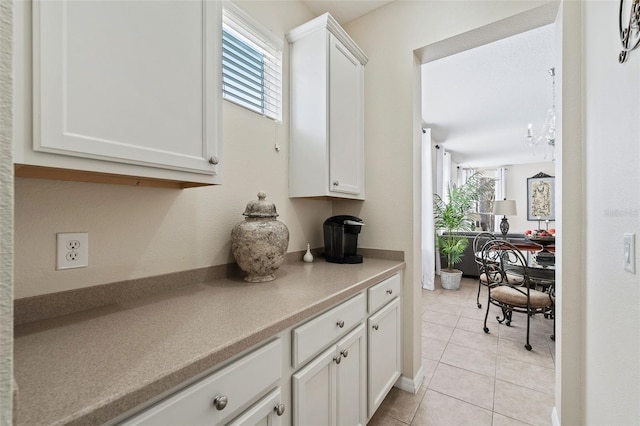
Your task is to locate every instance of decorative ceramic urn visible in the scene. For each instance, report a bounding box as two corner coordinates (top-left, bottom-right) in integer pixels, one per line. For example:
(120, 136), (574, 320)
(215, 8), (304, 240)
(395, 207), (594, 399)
(231, 192), (289, 282)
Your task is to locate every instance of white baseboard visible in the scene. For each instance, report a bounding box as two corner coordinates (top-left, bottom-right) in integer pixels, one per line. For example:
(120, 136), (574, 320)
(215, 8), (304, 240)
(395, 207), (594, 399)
(394, 365), (425, 394)
(552, 406), (560, 426)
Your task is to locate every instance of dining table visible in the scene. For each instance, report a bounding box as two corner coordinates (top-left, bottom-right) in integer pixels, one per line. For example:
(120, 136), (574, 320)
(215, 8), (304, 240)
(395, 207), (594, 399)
(521, 250), (555, 290)
(475, 243), (556, 291)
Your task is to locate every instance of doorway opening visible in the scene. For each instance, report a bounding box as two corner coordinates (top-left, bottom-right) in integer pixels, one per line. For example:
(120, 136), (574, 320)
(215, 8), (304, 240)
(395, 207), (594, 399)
(416, 1), (561, 421)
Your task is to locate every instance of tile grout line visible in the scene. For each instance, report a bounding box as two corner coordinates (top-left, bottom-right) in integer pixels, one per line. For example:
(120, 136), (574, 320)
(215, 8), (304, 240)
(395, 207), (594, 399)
(405, 386), (428, 426)
(405, 278), (555, 426)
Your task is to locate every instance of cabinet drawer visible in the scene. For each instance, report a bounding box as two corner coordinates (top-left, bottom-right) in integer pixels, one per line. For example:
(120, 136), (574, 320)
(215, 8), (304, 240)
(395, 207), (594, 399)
(368, 274), (401, 313)
(121, 339), (281, 425)
(292, 293), (365, 367)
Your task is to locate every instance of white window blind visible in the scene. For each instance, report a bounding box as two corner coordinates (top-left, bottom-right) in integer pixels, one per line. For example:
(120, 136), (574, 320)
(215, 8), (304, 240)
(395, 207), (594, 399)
(222, 3), (282, 121)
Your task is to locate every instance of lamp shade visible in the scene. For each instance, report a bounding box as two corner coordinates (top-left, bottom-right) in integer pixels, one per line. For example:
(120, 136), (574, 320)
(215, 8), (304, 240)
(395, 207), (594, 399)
(493, 200), (517, 216)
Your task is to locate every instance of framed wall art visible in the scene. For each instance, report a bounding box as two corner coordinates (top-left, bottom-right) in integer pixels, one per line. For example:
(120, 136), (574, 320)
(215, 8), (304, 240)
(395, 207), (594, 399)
(527, 172), (555, 221)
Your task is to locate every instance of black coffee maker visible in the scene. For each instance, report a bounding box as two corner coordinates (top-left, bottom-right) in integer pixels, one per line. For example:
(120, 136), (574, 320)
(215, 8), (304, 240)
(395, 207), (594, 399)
(323, 215), (365, 264)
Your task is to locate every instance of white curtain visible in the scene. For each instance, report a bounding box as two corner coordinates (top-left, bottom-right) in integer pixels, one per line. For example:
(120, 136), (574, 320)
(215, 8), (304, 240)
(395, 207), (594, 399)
(422, 129), (435, 290)
(440, 150), (451, 203)
(458, 167), (474, 187)
(494, 167), (507, 231)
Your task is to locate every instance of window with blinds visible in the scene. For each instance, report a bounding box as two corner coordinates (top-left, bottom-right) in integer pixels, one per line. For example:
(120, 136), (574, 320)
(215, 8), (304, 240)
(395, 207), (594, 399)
(222, 4), (282, 121)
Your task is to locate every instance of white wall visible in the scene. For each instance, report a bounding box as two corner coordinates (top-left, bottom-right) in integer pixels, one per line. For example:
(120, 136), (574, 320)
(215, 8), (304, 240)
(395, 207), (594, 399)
(338, 0), (554, 391)
(14, 2), (639, 423)
(583, 1), (640, 423)
(504, 161), (556, 232)
(343, 2), (637, 423)
(13, 1), (330, 298)
(0, 0), (14, 422)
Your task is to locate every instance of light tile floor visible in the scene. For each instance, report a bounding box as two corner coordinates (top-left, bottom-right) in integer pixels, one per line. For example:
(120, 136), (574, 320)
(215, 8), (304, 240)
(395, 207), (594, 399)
(368, 276), (556, 426)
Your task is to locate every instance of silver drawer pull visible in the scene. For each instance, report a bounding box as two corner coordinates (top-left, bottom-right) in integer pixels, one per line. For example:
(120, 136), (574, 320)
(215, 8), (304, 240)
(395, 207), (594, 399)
(340, 349), (349, 358)
(274, 403), (286, 416)
(333, 355), (342, 364)
(386, 289), (393, 295)
(372, 324), (379, 331)
(333, 180), (340, 186)
(337, 320), (345, 328)
(213, 395), (228, 410)
(209, 156), (219, 165)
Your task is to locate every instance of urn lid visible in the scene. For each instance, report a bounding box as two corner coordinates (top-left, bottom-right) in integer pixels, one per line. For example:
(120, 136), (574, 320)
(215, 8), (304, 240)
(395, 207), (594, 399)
(243, 191), (279, 218)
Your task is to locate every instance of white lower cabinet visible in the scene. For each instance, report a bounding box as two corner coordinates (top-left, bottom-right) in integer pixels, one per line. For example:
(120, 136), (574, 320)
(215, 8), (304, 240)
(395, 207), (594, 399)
(368, 297), (402, 418)
(117, 273), (403, 426)
(292, 293), (366, 368)
(335, 325), (367, 426)
(292, 323), (366, 426)
(120, 339), (281, 425)
(227, 388), (285, 426)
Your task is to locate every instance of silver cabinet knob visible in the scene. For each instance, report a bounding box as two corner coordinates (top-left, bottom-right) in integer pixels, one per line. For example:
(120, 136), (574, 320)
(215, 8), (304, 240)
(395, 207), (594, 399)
(213, 395), (228, 410)
(209, 156), (219, 165)
(340, 349), (349, 358)
(337, 320), (345, 328)
(333, 181), (340, 186)
(386, 289), (393, 295)
(333, 355), (342, 364)
(372, 324), (379, 331)
(274, 403), (286, 416)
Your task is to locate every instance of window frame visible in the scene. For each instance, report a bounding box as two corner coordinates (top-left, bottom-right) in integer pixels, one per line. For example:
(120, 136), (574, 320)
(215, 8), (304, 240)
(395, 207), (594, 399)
(222, 2), (283, 122)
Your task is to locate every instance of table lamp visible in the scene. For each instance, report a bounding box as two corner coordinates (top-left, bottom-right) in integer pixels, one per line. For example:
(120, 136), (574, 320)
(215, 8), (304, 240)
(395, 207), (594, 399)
(493, 199), (517, 238)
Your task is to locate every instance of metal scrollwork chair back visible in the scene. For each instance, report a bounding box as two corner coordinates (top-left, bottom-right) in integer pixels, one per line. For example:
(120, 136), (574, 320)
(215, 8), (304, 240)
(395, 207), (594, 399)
(481, 240), (554, 351)
(473, 232), (498, 309)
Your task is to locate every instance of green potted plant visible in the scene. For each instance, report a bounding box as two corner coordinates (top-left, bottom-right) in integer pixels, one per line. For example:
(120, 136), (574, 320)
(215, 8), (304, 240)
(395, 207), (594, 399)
(433, 172), (491, 290)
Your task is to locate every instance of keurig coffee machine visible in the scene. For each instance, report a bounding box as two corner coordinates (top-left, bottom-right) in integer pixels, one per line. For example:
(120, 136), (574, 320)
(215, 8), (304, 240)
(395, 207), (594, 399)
(323, 215), (365, 264)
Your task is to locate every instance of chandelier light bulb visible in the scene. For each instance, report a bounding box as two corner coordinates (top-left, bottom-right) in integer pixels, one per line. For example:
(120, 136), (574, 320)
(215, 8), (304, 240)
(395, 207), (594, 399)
(525, 67), (556, 161)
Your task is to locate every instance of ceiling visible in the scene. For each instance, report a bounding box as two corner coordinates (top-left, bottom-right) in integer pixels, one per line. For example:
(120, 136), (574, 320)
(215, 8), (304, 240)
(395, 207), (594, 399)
(301, 0), (395, 24)
(300, 1), (556, 169)
(422, 24), (556, 168)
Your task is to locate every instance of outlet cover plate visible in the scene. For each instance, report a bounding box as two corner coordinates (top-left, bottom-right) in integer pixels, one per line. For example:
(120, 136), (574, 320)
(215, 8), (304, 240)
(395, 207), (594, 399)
(57, 232), (89, 270)
(624, 233), (635, 274)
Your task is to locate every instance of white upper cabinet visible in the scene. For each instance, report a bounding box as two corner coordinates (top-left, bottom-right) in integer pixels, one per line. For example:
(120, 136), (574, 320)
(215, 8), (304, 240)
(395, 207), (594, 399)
(13, 0), (222, 188)
(287, 13), (367, 200)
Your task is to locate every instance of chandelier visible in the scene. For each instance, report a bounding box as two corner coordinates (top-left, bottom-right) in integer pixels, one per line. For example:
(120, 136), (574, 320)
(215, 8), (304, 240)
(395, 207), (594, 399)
(525, 67), (556, 161)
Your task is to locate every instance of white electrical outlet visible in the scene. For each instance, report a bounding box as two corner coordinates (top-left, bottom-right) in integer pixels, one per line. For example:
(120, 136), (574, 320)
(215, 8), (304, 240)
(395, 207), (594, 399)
(57, 232), (89, 270)
(624, 233), (635, 274)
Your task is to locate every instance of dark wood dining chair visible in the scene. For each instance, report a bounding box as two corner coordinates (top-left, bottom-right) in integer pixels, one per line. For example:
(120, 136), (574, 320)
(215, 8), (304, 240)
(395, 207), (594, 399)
(481, 240), (554, 351)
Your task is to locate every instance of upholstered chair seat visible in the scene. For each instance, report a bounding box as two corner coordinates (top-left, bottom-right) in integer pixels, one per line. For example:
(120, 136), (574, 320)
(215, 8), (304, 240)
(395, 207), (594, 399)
(491, 286), (552, 309)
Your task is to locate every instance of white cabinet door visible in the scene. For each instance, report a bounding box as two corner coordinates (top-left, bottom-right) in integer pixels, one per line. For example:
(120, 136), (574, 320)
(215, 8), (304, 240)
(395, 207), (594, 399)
(335, 324), (366, 426)
(292, 324), (367, 426)
(292, 346), (335, 426)
(287, 14), (367, 200)
(227, 388), (285, 426)
(28, 0), (221, 180)
(368, 298), (401, 418)
(328, 34), (364, 197)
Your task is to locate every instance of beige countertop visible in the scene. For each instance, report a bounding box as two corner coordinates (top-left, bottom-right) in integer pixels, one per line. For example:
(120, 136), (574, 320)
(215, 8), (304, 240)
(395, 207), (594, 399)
(14, 257), (404, 425)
